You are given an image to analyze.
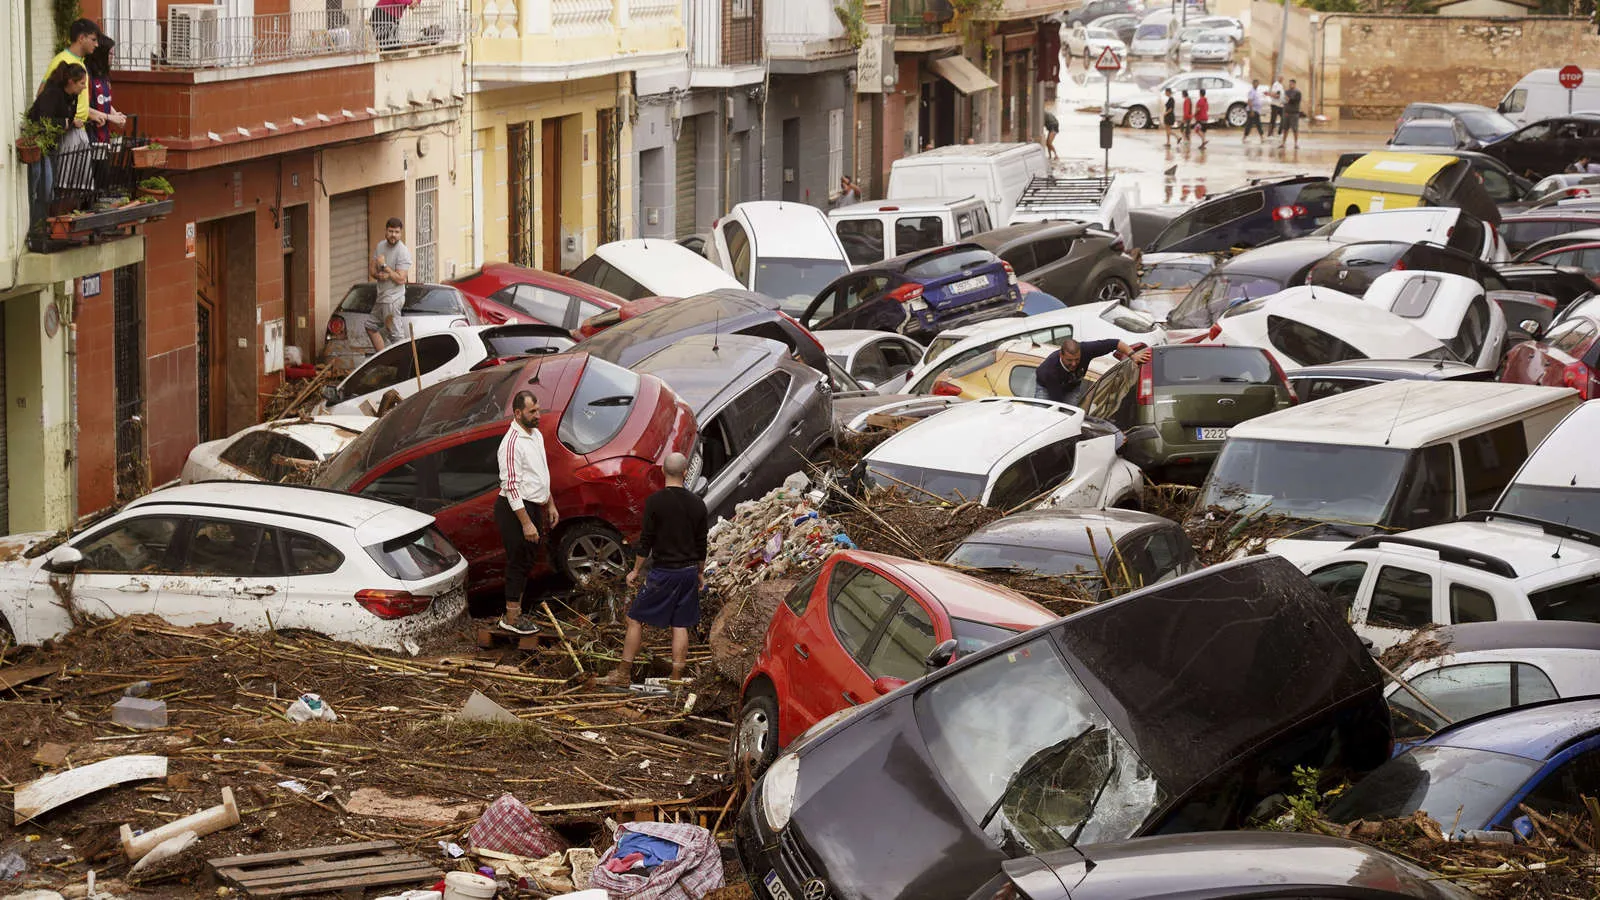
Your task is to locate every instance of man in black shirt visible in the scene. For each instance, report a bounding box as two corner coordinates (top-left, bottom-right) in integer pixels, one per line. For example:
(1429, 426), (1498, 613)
(1035, 338), (1151, 405)
(599, 452), (709, 686)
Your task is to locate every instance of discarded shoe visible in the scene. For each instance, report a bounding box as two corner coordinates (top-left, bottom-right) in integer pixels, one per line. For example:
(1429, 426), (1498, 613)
(498, 615), (542, 635)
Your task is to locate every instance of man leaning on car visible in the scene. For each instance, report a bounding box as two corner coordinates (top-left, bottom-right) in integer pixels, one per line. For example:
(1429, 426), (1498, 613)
(1036, 337), (1151, 405)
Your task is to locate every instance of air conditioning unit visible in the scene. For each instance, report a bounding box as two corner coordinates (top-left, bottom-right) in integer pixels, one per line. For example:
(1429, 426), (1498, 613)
(168, 4), (222, 67)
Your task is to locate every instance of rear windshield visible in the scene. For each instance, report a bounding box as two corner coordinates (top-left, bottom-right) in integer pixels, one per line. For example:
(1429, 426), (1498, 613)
(1395, 123), (1457, 146)
(946, 349), (1002, 379)
(482, 331), (570, 359)
(1496, 484), (1600, 535)
(1305, 243), (1409, 296)
(365, 526), (462, 580)
(947, 540), (1100, 579)
(1528, 574), (1600, 623)
(907, 247), (996, 280)
(1140, 261), (1211, 293)
(863, 460), (988, 504)
(558, 357), (641, 454)
(403, 286), (468, 314)
(1136, 24), (1166, 38)
(1324, 746), (1538, 828)
(1154, 346), (1276, 386)
(754, 258), (850, 308)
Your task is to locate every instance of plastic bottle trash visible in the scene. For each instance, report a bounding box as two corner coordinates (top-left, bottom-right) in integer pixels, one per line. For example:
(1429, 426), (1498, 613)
(0, 849), (27, 878)
(782, 472), (810, 493)
(285, 693), (337, 724)
(123, 680), (152, 697)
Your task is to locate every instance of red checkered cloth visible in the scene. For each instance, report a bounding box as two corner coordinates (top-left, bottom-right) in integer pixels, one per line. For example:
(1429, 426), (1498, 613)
(468, 793), (569, 859)
(588, 821), (725, 900)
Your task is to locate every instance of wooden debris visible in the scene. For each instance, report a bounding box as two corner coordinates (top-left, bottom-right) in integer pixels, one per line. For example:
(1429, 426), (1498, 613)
(209, 840), (441, 897)
(0, 663), (55, 692)
(31, 742), (72, 767)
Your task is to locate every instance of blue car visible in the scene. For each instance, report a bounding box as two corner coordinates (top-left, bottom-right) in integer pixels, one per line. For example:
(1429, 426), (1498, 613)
(1326, 697), (1600, 840)
(797, 243), (1022, 341)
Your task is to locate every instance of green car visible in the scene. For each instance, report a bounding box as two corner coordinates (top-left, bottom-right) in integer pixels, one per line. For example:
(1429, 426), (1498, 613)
(1081, 344), (1296, 482)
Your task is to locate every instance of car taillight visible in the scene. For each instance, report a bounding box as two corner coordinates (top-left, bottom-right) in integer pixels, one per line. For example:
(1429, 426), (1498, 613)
(1137, 361), (1153, 404)
(1392, 259), (1407, 272)
(1206, 323), (1223, 341)
(355, 589), (432, 619)
(327, 316), (346, 338)
(1110, 238), (1126, 254)
(1000, 261), (1018, 285)
(1271, 204), (1307, 221)
(888, 283), (925, 304)
(932, 380), (963, 397)
(1572, 188), (1591, 199)
(1265, 352), (1297, 403)
(471, 356), (520, 371)
(775, 309), (829, 360)
(1563, 362), (1594, 398)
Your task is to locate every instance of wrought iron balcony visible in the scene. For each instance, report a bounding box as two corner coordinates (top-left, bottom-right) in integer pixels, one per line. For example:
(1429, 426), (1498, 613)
(24, 125), (173, 254)
(891, 0), (953, 37)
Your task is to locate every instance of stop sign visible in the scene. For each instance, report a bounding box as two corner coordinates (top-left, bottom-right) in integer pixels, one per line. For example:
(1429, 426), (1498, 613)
(1560, 65), (1584, 90)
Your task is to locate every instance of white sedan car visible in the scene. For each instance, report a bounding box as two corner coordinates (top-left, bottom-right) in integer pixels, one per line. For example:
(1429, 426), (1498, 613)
(317, 323), (573, 416)
(0, 483), (468, 651)
(1313, 208), (1508, 263)
(1107, 72), (1252, 130)
(815, 330), (926, 394)
(858, 397), (1146, 510)
(1206, 286), (1451, 370)
(1360, 270), (1507, 370)
(320, 283), (483, 369)
(181, 416), (374, 484)
(1181, 30), (1235, 63)
(1064, 23), (1128, 61)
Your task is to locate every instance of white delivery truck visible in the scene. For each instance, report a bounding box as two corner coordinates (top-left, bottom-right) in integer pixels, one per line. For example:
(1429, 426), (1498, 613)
(886, 143), (1050, 226)
(1500, 68), (1600, 126)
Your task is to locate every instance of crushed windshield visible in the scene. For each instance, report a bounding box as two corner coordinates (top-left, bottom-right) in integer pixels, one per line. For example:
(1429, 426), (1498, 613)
(1325, 746), (1538, 833)
(863, 460), (988, 504)
(1168, 273), (1283, 329)
(1197, 438), (1412, 527)
(916, 635), (1162, 854)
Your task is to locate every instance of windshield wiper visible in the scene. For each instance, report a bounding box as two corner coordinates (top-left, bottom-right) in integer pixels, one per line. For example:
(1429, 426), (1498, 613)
(979, 726), (1096, 831)
(1060, 759), (1119, 848)
(586, 394), (634, 407)
(1215, 376), (1255, 383)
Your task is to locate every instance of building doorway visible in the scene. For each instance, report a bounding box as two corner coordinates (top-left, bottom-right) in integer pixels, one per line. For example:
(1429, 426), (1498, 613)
(781, 117), (800, 202)
(195, 224), (225, 443)
(195, 215), (257, 441)
(509, 122), (536, 268)
(282, 204), (310, 366)
(541, 118), (562, 272)
(112, 264), (146, 503)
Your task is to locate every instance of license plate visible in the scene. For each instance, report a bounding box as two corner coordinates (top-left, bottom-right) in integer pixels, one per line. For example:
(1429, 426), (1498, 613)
(764, 871), (795, 900)
(1196, 427), (1230, 441)
(950, 275), (990, 294)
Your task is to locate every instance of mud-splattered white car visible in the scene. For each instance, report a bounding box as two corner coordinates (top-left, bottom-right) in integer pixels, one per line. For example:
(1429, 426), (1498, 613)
(0, 483), (467, 651)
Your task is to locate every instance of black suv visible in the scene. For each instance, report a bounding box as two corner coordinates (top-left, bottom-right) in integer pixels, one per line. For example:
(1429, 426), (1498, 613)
(1147, 176), (1335, 254)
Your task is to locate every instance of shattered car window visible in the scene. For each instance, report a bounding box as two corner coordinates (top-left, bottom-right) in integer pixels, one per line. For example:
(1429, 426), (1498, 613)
(915, 635), (1162, 854)
(1197, 438), (1411, 528)
(863, 461), (989, 505)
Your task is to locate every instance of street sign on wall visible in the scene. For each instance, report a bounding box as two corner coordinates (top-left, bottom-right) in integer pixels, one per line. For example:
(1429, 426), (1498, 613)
(857, 25), (895, 94)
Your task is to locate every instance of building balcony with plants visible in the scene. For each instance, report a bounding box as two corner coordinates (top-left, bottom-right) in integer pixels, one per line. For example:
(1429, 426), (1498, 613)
(14, 117), (174, 255)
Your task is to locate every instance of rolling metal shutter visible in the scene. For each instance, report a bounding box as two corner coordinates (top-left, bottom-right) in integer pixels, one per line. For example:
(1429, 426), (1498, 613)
(328, 192), (370, 303)
(675, 120), (698, 239)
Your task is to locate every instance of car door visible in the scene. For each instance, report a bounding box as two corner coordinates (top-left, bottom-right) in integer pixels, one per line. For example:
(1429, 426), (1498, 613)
(787, 561), (907, 727)
(279, 528), (354, 634)
(1387, 660), (1559, 741)
(998, 243), (1040, 290)
(1022, 235), (1076, 299)
(848, 341), (892, 388)
(1306, 559), (1371, 624)
(355, 433), (504, 587)
(698, 372), (795, 517)
(1352, 560), (1444, 652)
(838, 275), (897, 332)
(60, 514), (184, 620)
(858, 592), (944, 692)
(155, 516), (288, 631)
(874, 336), (922, 393)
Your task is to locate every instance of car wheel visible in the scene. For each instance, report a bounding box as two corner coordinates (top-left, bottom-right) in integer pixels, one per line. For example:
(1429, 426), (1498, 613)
(1095, 276), (1133, 304)
(1125, 106), (1151, 129)
(554, 522), (628, 584)
(1226, 102), (1248, 128)
(732, 690), (780, 778)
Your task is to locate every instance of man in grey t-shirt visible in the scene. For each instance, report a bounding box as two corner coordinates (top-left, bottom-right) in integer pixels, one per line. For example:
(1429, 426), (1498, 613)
(367, 217), (412, 351)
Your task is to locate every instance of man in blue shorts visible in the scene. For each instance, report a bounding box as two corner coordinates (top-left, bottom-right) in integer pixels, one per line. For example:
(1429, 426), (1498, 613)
(599, 452), (708, 686)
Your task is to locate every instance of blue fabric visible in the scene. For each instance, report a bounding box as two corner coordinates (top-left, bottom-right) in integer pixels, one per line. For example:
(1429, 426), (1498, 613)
(617, 831), (681, 867)
(628, 565), (701, 629)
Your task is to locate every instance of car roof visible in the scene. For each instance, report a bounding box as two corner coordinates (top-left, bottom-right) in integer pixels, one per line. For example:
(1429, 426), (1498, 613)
(1230, 380), (1576, 448)
(814, 330), (917, 355)
(724, 202), (842, 260)
(125, 482), (434, 545)
(957, 508), (1176, 550)
(593, 240), (744, 294)
(574, 290), (782, 364)
(1419, 620), (1600, 656)
(1286, 358), (1490, 380)
(1218, 237), (1347, 274)
(873, 241), (992, 273)
(1422, 696), (1600, 761)
(866, 398), (1082, 476)
(896, 142), (1041, 161)
(847, 550), (1057, 628)
(628, 334), (787, 414)
(1223, 289), (1445, 358)
(1406, 101), (1498, 113)
(1510, 399), (1600, 488)
(452, 262), (624, 305)
(830, 198), (981, 216)
(1360, 516), (1600, 583)
(972, 221), (1096, 249)
(258, 416), (375, 456)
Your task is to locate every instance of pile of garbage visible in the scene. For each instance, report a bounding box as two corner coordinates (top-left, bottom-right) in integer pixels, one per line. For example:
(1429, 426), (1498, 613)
(701, 474), (851, 605)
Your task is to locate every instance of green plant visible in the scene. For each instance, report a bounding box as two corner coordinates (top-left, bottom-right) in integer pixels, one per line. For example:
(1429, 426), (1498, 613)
(19, 116), (66, 155)
(833, 0), (867, 47)
(144, 141), (165, 151)
(138, 175), (175, 193)
(52, 0), (81, 55)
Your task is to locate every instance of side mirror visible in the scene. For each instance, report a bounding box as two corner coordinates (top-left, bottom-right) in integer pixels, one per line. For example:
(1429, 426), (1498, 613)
(691, 476), (709, 496)
(43, 546), (83, 575)
(321, 384), (340, 405)
(1519, 319), (1542, 339)
(872, 676), (908, 696)
(924, 638), (958, 674)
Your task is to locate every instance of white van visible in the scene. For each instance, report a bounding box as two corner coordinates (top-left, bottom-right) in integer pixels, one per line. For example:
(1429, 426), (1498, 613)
(705, 202), (852, 308)
(828, 197), (994, 267)
(1495, 399), (1600, 534)
(569, 239), (742, 300)
(886, 143), (1050, 225)
(1129, 10), (1176, 58)
(1193, 380), (1582, 568)
(1499, 68), (1600, 127)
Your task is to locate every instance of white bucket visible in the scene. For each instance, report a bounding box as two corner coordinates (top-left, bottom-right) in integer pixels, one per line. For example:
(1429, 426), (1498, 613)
(442, 871), (498, 900)
(550, 891), (608, 900)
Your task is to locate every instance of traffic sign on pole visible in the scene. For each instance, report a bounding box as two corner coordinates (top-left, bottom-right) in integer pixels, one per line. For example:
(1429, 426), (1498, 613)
(1093, 47), (1122, 73)
(1560, 64), (1583, 114)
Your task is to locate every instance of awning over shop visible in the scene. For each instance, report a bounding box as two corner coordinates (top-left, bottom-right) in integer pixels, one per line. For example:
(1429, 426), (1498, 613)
(929, 55), (997, 94)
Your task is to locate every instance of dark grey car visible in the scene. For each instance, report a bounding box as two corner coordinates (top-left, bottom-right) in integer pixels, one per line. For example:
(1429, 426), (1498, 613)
(970, 832), (1475, 900)
(573, 289), (830, 377)
(629, 334), (833, 519)
(945, 509), (1198, 599)
(973, 222), (1139, 307)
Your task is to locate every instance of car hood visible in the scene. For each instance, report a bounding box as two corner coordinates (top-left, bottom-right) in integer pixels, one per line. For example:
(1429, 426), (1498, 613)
(0, 531), (62, 570)
(1263, 536), (1356, 570)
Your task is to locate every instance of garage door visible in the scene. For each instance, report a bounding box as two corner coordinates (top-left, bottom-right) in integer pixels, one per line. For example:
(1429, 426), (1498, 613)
(328, 192), (370, 306)
(0, 311), (9, 533)
(675, 119), (698, 239)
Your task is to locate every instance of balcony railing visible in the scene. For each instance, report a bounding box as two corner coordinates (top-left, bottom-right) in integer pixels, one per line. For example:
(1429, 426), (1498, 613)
(25, 125), (173, 254)
(890, 0), (952, 37)
(689, 0), (761, 68)
(112, 3), (467, 71)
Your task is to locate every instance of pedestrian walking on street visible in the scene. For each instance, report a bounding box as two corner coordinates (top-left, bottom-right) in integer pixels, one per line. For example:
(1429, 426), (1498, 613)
(1243, 79), (1266, 142)
(599, 453), (709, 686)
(1194, 90), (1210, 149)
(1180, 90), (1193, 145)
(1279, 79), (1303, 149)
(1043, 108), (1061, 160)
(494, 390), (560, 636)
(366, 217), (412, 351)
(1163, 88), (1176, 148)
(1267, 78), (1284, 136)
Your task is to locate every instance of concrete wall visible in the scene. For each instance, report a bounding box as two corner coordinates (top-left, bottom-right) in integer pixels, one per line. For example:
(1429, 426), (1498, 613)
(765, 69), (854, 207)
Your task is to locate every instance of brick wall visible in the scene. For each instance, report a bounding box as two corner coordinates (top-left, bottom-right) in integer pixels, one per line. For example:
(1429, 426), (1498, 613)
(76, 285), (117, 514)
(114, 66), (378, 149)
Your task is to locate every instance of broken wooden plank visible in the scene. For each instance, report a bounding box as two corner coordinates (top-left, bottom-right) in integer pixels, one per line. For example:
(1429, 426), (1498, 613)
(209, 840), (441, 898)
(31, 742), (72, 768)
(14, 754), (167, 824)
(0, 664), (55, 692)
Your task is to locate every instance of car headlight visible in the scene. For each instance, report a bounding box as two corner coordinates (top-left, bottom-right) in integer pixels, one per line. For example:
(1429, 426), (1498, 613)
(761, 752), (801, 831)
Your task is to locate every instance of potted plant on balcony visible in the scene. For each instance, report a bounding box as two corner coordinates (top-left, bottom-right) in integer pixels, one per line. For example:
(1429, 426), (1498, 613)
(137, 175), (175, 202)
(15, 116), (64, 164)
(132, 141), (167, 168)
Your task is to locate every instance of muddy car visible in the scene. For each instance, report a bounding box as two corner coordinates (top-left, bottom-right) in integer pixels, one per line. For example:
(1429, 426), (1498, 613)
(736, 554), (1392, 900)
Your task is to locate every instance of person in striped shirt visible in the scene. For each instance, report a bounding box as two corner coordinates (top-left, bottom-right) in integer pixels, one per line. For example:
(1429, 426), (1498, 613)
(494, 391), (560, 634)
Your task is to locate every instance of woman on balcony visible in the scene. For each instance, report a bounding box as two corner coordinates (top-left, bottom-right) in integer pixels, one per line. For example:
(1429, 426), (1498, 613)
(86, 36), (129, 146)
(25, 62), (89, 227)
(370, 0), (416, 50)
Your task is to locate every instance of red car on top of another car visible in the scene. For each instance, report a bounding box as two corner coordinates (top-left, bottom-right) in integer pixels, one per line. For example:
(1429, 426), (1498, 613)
(574, 296), (683, 340)
(1501, 304), (1600, 399)
(449, 262), (626, 332)
(315, 351), (697, 591)
(733, 549), (1057, 773)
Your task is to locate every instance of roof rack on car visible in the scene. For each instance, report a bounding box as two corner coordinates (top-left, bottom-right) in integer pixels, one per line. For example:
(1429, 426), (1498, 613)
(1457, 510), (1600, 547)
(1346, 533), (1518, 579)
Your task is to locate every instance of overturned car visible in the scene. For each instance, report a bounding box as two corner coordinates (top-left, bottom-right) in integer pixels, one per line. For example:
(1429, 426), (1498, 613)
(736, 555), (1392, 900)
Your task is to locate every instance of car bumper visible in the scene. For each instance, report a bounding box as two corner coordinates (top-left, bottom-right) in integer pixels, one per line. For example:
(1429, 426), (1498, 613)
(1106, 107), (1132, 126)
(911, 292), (1024, 340)
(736, 782), (822, 900)
(321, 572), (469, 650)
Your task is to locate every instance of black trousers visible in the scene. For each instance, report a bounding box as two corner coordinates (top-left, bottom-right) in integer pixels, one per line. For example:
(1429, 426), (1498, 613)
(1243, 111), (1264, 139)
(494, 495), (549, 609)
(1268, 106), (1282, 135)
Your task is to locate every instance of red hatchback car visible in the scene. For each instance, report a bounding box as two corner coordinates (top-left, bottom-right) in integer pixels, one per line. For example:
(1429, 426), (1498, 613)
(734, 549), (1057, 773)
(316, 351), (697, 589)
(1501, 307), (1600, 399)
(449, 263), (626, 332)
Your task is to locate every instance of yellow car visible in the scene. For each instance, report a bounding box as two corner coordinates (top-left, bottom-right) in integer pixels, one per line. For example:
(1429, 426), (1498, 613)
(1331, 151), (1500, 223)
(930, 340), (1053, 399)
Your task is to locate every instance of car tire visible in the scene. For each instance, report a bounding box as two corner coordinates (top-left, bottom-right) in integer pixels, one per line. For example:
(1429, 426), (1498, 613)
(1125, 106), (1151, 129)
(554, 521), (628, 584)
(1226, 102), (1248, 128)
(1094, 276), (1133, 304)
(732, 690), (781, 778)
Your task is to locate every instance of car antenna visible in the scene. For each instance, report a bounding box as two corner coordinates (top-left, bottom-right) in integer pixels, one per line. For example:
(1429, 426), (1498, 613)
(1553, 515), (1573, 560)
(1382, 383), (1410, 447)
(712, 310), (720, 353)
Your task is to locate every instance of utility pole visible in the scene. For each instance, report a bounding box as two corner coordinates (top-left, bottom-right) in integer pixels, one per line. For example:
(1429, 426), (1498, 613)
(1272, 0), (1291, 84)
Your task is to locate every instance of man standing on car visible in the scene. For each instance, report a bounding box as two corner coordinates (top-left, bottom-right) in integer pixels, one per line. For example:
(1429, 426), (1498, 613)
(600, 452), (708, 687)
(495, 390), (560, 635)
(366, 217), (412, 352)
(1036, 338), (1153, 406)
